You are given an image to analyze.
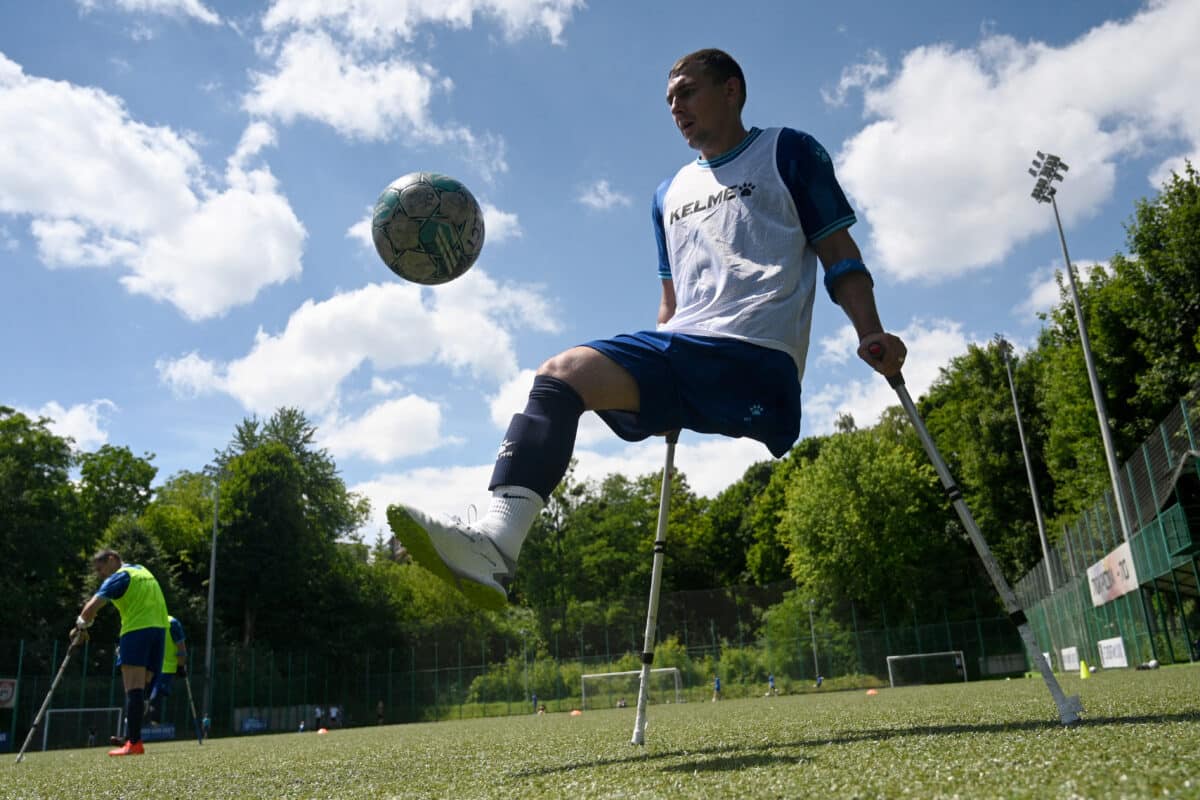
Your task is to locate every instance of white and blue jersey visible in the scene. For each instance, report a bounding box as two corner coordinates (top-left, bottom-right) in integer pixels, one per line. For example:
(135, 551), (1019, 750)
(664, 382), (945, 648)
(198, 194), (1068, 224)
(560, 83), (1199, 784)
(652, 126), (855, 379)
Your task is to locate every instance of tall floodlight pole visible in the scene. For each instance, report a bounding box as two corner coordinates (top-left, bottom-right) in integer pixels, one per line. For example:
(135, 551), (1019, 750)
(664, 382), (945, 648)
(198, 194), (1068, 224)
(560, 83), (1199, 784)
(1028, 152), (1134, 543)
(995, 335), (1055, 591)
(202, 470), (222, 724)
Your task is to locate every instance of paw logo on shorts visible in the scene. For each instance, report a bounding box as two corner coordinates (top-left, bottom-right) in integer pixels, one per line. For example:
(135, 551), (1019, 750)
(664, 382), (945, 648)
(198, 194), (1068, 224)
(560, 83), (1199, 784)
(743, 404), (764, 423)
(738, 182), (755, 197)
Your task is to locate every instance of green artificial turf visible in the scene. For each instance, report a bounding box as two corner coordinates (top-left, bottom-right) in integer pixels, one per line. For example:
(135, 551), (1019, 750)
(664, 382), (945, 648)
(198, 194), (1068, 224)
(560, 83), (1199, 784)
(6, 665), (1199, 799)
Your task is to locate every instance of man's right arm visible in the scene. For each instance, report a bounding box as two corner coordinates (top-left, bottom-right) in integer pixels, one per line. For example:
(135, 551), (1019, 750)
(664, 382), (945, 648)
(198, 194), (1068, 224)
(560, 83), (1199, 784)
(658, 279), (676, 325)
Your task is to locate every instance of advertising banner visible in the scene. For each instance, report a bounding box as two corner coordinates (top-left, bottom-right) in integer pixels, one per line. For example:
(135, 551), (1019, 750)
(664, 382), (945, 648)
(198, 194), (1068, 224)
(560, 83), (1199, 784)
(1098, 636), (1129, 668)
(1087, 542), (1139, 607)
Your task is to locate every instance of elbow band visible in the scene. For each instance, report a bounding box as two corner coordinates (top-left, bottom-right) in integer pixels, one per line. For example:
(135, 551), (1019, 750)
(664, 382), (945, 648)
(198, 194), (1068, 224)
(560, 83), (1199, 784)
(824, 258), (872, 304)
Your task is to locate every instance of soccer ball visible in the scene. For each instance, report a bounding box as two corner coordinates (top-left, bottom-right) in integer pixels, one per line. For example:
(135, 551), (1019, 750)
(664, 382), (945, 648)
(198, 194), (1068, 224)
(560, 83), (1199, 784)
(371, 172), (485, 285)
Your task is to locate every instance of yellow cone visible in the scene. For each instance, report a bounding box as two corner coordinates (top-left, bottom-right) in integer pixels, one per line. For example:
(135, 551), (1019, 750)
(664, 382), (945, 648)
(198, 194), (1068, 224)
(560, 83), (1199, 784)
(1079, 660), (1090, 680)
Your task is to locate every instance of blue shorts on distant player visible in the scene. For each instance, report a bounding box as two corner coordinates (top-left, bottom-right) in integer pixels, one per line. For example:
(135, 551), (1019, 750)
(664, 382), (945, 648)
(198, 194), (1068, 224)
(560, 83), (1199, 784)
(151, 673), (175, 698)
(115, 627), (165, 672)
(586, 331), (802, 458)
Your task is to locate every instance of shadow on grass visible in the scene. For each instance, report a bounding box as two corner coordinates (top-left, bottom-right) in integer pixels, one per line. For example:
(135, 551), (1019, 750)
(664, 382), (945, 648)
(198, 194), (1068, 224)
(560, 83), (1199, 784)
(510, 711), (1200, 778)
(660, 752), (810, 773)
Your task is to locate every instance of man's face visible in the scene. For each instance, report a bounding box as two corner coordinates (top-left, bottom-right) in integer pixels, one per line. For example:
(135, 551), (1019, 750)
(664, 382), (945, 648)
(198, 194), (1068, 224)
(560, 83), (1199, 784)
(93, 556), (118, 580)
(666, 66), (738, 152)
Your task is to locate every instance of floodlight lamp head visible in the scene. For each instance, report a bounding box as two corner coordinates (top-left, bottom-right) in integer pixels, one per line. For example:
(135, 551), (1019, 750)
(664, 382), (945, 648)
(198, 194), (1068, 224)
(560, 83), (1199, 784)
(1028, 167), (1038, 177)
(1036, 150), (1046, 160)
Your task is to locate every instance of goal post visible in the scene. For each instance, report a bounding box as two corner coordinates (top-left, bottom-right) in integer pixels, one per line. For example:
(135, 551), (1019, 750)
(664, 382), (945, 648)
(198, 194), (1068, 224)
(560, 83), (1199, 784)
(581, 668), (682, 710)
(886, 650), (968, 688)
(42, 706), (123, 751)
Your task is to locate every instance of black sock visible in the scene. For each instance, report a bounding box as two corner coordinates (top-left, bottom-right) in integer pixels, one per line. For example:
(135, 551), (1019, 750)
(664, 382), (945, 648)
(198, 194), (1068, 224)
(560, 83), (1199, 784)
(488, 375), (585, 500)
(126, 689), (145, 744)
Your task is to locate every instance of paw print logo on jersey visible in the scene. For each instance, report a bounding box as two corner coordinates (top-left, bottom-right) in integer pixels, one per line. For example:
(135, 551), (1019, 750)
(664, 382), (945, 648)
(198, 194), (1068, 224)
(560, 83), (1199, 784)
(743, 403), (764, 424)
(738, 182), (755, 197)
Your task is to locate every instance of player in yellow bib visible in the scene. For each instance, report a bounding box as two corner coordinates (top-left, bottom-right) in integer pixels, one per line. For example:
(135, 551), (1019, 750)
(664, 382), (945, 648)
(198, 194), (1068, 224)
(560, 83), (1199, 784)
(147, 615), (189, 725)
(73, 549), (169, 756)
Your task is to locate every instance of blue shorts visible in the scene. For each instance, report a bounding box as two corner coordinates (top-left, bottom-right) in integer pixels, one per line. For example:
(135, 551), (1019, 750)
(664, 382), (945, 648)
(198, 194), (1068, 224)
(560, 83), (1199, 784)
(151, 673), (175, 698)
(585, 331), (802, 458)
(115, 627), (166, 672)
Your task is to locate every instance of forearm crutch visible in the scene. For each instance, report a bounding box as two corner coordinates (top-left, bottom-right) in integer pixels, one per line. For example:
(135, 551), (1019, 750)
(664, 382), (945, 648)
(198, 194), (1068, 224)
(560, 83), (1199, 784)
(15, 631), (84, 763)
(631, 430), (678, 745)
(876, 356), (1082, 725)
(183, 674), (204, 745)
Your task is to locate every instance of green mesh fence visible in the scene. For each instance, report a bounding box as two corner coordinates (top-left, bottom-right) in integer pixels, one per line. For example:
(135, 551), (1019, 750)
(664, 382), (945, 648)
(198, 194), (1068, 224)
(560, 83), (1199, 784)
(1016, 390), (1200, 671)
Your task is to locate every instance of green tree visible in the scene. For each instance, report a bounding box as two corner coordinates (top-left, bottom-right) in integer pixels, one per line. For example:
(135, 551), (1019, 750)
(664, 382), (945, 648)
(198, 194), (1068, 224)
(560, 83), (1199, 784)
(77, 444), (157, 541)
(920, 343), (1052, 580)
(217, 441), (314, 646)
(221, 408), (369, 544)
(779, 411), (956, 611)
(0, 408), (84, 638)
(705, 460), (776, 586)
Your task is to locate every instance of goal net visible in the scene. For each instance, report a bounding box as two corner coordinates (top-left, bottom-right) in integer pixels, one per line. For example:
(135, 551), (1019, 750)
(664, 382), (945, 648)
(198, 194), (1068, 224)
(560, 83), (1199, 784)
(581, 668), (682, 710)
(886, 650), (968, 688)
(42, 706), (123, 751)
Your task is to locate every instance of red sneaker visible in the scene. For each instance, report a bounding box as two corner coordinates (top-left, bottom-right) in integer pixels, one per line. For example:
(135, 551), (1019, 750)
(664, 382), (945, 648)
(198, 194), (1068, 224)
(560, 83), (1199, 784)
(108, 740), (145, 756)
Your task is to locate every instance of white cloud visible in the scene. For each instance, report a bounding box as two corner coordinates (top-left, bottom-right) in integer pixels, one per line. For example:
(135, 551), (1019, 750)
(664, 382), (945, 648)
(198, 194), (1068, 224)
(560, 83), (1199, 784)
(821, 49), (887, 107)
(244, 30), (440, 141)
(261, 0), (583, 47)
(346, 212), (373, 250)
(320, 395), (451, 463)
(0, 56), (305, 319)
(481, 202), (522, 242)
(1015, 260), (1109, 319)
(244, 31), (509, 181)
(835, 0), (1200, 281)
(805, 318), (978, 434)
(577, 179), (632, 211)
(0, 225), (17, 251)
(18, 400), (117, 451)
(77, 0), (221, 25)
(157, 273), (560, 415)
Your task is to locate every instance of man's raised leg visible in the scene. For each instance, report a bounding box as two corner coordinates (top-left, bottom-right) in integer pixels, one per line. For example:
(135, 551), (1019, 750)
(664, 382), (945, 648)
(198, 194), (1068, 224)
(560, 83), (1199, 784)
(389, 347), (638, 609)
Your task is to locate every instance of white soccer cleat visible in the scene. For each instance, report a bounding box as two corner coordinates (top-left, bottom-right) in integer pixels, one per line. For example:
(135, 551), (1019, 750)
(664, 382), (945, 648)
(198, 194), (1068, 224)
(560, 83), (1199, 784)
(387, 503), (513, 611)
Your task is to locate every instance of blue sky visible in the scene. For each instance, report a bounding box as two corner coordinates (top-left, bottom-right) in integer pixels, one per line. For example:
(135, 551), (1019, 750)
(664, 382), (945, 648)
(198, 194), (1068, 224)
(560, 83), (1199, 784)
(3, 0), (1197, 538)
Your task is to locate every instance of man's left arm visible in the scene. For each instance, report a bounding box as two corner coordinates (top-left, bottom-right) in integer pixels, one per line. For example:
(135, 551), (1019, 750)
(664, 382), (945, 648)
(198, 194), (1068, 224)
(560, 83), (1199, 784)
(814, 229), (906, 376)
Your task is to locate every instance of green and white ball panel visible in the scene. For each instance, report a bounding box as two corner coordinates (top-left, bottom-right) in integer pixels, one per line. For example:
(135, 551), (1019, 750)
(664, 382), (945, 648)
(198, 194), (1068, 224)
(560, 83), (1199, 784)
(371, 172), (485, 285)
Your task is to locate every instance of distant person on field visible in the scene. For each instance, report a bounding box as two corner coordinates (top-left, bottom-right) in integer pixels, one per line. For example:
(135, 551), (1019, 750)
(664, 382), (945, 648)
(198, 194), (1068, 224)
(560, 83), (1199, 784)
(712, 674), (722, 702)
(314, 705), (323, 730)
(767, 673), (778, 696)
(330, 704), (340, 728)
(147, 614), (189, 725)
(377, 699), (385, 726)
(388, 47), (905, 611)
(72, 549), (169, 757)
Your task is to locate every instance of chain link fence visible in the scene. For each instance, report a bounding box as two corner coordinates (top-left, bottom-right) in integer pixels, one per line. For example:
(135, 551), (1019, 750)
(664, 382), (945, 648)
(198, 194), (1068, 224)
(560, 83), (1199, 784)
(1015, 387), (1200, 669)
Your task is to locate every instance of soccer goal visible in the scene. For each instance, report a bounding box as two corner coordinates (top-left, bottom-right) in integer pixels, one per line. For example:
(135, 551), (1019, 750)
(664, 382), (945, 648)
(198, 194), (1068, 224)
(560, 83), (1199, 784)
(886, 650), (968, 688)
(42, 706), (123, 751)
(581, 668), (682, 710)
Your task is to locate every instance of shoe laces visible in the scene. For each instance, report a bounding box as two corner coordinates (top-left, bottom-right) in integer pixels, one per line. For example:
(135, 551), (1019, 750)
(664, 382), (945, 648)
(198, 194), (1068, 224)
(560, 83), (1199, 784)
(446, 504), (480, 533)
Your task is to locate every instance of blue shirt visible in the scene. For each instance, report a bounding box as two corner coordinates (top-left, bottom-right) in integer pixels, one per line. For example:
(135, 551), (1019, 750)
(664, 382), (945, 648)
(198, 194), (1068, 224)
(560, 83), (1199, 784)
(96, 568), (132, 600)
